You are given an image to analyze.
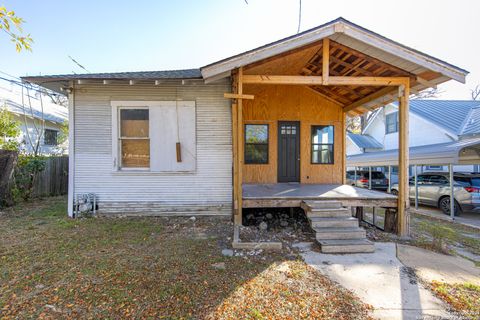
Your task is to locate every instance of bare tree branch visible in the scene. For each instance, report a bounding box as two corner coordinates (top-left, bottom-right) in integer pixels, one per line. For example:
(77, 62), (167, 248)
(471, 85), (480, 101)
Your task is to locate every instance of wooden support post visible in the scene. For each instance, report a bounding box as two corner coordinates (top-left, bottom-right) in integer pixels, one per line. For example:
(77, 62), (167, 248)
(234, 67), (244, 225)
(397, 82), (410, 237)
(322, 38), (330, 85)
(231, 74), (239, 223)
(342, 111), (347, 184)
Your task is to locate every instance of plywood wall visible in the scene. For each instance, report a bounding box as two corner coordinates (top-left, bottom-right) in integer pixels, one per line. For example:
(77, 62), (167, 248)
(242, 84), (344, 184)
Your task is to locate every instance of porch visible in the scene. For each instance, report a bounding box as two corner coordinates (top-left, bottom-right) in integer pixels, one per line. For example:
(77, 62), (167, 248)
(242, 183), (397, 208)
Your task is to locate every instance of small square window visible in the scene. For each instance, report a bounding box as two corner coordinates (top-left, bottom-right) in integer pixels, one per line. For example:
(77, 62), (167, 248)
(44, 129), (58, 146)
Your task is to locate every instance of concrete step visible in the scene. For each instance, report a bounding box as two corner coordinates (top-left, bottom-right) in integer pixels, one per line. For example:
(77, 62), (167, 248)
(309, 217), (359, 228)
(314, 227), (366, 240)
(301, 200), (343, 210)
(307, 208), (351, 218)
(319, 239), (375, 254)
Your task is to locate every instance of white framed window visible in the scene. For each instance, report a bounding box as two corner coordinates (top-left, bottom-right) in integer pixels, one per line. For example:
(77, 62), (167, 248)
(119, 107), (150, 169)
(111, 101), (196, 172)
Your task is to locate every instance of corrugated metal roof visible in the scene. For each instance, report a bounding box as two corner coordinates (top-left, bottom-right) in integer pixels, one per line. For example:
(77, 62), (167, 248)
(347, 138), (480, 166)
(347, 132), (383, 149)
(22, 69), (202, 81)
(393, 100), (480, 136)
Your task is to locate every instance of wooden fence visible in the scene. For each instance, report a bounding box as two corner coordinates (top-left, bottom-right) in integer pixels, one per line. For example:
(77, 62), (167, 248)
(32, 156), (69, 197)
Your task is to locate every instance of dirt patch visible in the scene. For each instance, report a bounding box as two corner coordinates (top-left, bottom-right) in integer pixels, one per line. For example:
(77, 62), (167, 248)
(0, 197), (372, 319)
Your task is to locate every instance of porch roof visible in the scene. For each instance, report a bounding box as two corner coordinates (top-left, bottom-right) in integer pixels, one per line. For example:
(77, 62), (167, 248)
(201, 17), (468, 113)
(201, 17), (467, 83)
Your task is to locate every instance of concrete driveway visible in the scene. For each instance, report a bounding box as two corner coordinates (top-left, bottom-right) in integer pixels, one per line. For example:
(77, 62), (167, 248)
(295, 242), (452, 320)
(412, 205), (480, 229)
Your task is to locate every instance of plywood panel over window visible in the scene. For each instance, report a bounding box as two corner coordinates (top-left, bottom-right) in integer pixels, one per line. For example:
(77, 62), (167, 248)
(112, 101), (196, 172)
(120, 109), (150, 168)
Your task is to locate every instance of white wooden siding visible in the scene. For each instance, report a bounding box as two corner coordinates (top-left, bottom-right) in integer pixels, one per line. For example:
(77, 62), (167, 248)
(73, 81), (232, 215)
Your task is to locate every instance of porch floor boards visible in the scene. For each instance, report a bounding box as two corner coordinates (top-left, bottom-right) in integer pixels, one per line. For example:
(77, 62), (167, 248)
(242, 183), (397, 208)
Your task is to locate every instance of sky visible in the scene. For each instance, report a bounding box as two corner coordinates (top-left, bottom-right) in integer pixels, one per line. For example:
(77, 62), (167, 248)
(0, 0), (479, 99)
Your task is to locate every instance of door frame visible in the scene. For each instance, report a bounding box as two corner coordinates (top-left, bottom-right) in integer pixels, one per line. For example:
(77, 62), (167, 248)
(277, 121), (300, 183)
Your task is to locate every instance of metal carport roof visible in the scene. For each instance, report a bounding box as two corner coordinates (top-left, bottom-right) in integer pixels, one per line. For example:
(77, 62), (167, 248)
(347, 138), (480, 167)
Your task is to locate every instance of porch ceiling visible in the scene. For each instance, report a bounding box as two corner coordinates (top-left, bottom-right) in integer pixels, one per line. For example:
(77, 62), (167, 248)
(243, 39), (427, 114)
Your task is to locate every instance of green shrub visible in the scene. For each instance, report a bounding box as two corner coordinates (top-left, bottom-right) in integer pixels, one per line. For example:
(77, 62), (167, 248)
(10, 155), (46, 202)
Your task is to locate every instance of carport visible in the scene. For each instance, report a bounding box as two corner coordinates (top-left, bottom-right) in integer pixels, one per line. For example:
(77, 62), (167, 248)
(347, 138), (480, 220)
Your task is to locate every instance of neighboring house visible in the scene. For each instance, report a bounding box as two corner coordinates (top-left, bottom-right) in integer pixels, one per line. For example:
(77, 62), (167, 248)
(346, 100), (480, 179)
(346, 132), (383, 155)
(0, 82), (68, 155)
(23, 17), (466, 220)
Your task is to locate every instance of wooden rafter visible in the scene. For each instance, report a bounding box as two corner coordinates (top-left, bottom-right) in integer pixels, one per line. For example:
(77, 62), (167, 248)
(242, 75), (410, 87)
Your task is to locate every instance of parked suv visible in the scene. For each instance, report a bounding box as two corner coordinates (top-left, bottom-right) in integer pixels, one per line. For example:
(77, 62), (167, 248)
(391, 172), (480, 215)
(346, 170), (389, 191)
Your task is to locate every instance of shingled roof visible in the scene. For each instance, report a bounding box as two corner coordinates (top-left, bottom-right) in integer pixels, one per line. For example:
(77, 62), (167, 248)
(23, 69), (202, 81)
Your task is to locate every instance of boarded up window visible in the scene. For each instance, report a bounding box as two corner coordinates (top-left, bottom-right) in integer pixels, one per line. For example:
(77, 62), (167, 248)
(113, 101), (196, 172)
(120, 109), (150, 168)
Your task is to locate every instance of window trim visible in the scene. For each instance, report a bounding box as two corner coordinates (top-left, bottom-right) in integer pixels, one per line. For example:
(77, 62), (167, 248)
(118, 106), (150, 170)
(385, 111), (399, 134)
(111, 100), (197, 174)
(311, 125), (334, 165)
(244, 123), (269, 165)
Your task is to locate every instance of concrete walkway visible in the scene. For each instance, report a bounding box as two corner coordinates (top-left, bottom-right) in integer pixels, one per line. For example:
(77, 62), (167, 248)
(397, 244), (480, 285)
(296, 242), (451, 320)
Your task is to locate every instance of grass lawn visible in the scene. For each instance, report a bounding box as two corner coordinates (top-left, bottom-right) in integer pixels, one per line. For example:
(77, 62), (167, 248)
(430, 281), (480, 320)
(0, 197), (372, 319)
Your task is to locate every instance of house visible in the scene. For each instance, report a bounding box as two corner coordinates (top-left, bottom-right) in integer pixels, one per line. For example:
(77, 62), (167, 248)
(23, 17), (468, 245)
(346, 100), (480, 180)
(0, 81), (68, 155)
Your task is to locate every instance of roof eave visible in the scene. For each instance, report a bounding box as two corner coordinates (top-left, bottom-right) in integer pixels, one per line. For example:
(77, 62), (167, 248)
(200, 18), (469, 84)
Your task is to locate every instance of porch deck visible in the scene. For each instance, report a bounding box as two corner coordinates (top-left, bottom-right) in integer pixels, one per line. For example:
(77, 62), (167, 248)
(242, 183), (397, 208)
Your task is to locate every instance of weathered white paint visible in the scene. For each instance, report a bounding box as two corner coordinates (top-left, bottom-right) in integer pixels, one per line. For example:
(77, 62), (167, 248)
(111, 101), (196, 172)
(67, 86), (75, 217)
(73, 81), (232, 215)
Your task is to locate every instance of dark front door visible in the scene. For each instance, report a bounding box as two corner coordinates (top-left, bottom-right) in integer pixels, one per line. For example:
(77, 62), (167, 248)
(278, 121), (300, 182)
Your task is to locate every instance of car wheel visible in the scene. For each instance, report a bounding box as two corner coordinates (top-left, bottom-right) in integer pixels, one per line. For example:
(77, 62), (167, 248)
(391, 189), (398, 195)
(439, 197), (461, 216)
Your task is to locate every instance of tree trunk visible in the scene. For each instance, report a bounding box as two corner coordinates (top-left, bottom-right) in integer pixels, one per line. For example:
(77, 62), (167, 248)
(0, 150), (19, 205)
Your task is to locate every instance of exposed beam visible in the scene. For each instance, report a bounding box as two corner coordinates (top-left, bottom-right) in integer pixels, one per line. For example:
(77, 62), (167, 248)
(322, 38), (330, 85)
(343, 87), (398, 112)
(416, 76), (437, 89)
(243, 75), (323, 85)
(304, 86), (344, 106)
(223, 93), (254, 100)
(242, 75), (410, 86)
